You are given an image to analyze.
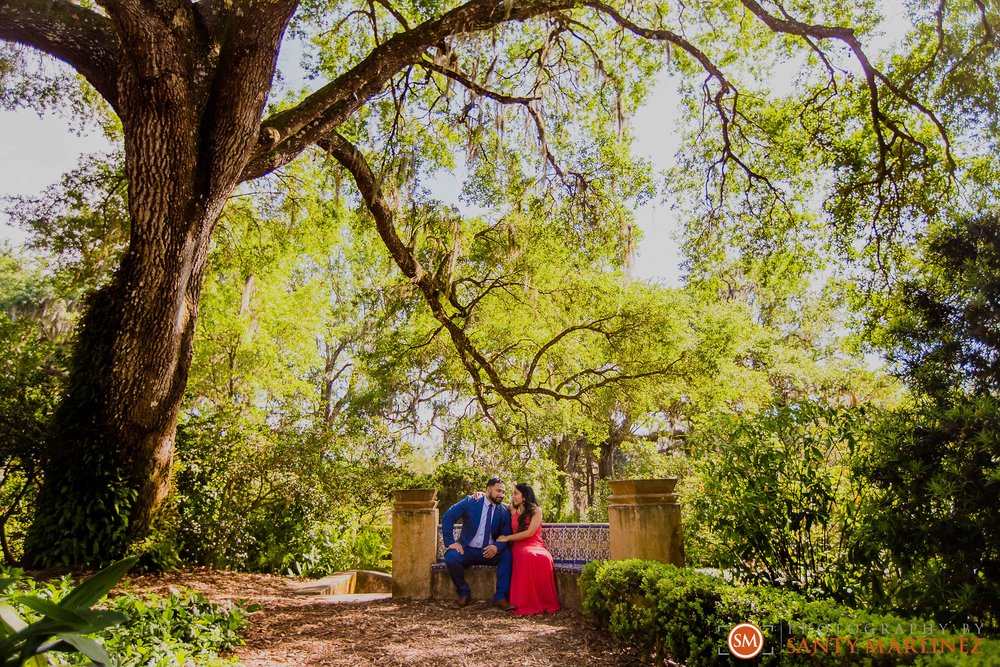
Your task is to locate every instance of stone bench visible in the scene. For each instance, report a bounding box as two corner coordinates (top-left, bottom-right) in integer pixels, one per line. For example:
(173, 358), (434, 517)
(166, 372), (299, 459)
(430, 523), (610, 608)
(391, 480), (684, 604)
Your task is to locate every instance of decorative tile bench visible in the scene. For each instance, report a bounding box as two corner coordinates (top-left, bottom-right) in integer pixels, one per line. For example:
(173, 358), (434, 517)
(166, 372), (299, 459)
(430, 523), (610, 608)
(391, 481), (683, 601)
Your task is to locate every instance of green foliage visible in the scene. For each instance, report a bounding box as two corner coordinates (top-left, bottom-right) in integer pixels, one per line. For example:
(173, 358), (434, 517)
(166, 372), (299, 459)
(684, 403), (880, 605)
(882, 215), (1000, 398)
(420, 461), (493, 513)
(0, 557), (135, 667)
(95, 589), (256, 667)
(580, 560), (999, 667)
(284, 523), (390, 578)
(864, 399), (1000, 628)
(5, 154), (128, 296)
(2, 560), (255, 667)
(0, 251), (70, 565)
(861, 215), (1000, 627)
(169, 411), (406, 574)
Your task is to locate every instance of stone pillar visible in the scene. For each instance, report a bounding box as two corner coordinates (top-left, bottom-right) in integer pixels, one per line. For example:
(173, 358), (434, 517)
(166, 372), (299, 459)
(391, 489), (439, 599)
(608, 479), (684, 566)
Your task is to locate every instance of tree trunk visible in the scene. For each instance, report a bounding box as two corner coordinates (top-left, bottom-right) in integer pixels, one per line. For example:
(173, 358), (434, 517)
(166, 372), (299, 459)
(551, 435), (590, 520)
(17, 0), (294, 564)
(23, 41), (236, 566)
(598, 414), (631, 480)
(23, 197), (225, 566)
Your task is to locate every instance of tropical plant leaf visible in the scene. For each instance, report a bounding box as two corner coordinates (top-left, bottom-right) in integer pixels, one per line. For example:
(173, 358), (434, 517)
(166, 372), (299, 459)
(13, 596), (88, 626)
(55, 632), (113, 665)
(0, 603), (26, 634)
(58, 557), (137, 611)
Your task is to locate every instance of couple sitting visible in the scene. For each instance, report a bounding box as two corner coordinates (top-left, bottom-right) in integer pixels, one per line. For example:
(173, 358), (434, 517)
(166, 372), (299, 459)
(441, 477), (560, 615)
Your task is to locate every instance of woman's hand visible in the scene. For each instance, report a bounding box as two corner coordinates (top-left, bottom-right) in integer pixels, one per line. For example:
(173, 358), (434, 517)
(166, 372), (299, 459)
(471, 491), (484, 501)
(496, 535), (510, 543)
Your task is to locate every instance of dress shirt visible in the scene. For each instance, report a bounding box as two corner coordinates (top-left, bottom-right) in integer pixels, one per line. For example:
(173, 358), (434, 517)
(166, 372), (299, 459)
(468, 498), (499, 549)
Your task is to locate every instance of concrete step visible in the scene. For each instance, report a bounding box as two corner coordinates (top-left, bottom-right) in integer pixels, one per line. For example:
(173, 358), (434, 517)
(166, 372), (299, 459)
(290, 570), (392, 596)
(290, 573), (355, 596)
(316, 593), (392, 604)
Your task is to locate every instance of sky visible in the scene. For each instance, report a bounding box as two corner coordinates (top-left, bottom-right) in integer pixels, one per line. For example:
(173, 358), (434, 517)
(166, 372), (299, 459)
(0, 1), (909, 287)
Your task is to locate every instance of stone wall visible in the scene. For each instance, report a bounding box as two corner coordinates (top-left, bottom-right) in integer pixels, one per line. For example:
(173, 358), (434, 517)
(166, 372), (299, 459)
(391, 479), (684, 605)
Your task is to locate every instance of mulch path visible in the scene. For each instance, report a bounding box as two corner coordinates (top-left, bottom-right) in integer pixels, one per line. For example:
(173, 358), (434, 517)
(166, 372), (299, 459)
(126, 569), (644, 667)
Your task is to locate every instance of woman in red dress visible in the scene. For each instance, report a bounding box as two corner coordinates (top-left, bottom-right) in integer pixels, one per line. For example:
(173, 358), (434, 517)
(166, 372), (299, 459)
(496, 483), (560, 615)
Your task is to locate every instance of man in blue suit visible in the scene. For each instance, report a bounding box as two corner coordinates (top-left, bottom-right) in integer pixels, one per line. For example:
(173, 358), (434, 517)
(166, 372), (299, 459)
(441, 477), (514, 609)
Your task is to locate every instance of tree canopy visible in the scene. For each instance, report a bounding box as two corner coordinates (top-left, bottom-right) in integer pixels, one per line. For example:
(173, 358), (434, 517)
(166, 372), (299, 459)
(0, 0), (987, 568)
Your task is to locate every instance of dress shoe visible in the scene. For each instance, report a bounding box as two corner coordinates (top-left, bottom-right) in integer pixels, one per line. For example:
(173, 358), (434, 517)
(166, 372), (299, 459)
(493, 597), (514, 611)
(452, 594), (472, 609)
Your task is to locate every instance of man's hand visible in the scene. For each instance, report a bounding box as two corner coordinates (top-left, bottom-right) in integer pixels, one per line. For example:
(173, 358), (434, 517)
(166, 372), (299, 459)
(483, 544), (498, 558)
(447, 542), (464, 554)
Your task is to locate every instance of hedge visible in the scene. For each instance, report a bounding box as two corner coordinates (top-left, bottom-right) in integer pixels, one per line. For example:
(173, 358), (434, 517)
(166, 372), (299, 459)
(579, 560), (997, 666)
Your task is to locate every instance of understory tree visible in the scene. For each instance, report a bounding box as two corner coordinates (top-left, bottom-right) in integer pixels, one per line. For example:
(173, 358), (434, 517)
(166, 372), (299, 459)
(862, 214), (1000, 627)
(0, 0), (954, 565)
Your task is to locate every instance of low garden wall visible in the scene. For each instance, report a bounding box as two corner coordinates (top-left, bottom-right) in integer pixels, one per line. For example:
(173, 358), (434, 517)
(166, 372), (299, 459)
(390, 478), (685, 608)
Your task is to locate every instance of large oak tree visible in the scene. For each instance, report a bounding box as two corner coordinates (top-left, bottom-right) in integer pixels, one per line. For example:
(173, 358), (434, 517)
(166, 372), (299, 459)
(0, 0), (950, 564)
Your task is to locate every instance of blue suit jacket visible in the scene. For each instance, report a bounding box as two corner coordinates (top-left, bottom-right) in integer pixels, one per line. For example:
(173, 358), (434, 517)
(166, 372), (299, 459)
(441, 495), (513, 554)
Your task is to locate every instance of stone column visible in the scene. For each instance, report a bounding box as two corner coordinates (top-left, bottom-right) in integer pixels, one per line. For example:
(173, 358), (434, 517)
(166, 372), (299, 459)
(608, 478), (684, 566)
(391, 489), (439, 599)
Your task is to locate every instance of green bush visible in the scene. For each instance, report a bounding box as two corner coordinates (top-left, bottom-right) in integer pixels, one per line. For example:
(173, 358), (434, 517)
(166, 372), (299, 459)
(684, 403), (879, 605)
(284, 522), (391, 577)
(169, 412), (412, 574)
(3, 563), (256, 667)
(580, 560), (999, 666)
(0, 305), (66, 565)
(856, 214), (1000, 627)
(97, 589), (258, 667)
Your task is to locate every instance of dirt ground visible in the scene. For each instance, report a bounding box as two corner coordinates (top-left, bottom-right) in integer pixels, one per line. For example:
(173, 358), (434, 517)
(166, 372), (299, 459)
(128, 569), (644, 667)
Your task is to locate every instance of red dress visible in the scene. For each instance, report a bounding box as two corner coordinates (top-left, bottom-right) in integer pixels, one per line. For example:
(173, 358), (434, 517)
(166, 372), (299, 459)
(508, 513), (560, 614)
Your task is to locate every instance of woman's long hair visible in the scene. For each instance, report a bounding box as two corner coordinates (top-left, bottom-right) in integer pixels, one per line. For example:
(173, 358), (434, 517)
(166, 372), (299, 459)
(515, 483), (540, 533)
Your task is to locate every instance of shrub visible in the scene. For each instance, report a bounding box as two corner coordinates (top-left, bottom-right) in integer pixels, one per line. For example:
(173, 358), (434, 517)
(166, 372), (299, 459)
(580, 560), (999, 666)
(862, 214), (1000, 627)
(684, 403), (879, 605)
(283, 521), (391, 577)
(98, 588), (258, 667)
(170, 412), (411, 574)
(0, 310), (65, 564)
(2, 562), (256, 667)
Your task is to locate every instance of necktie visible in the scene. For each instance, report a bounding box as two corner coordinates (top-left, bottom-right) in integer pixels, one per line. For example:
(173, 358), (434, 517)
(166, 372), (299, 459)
(481, 503), (494, 546)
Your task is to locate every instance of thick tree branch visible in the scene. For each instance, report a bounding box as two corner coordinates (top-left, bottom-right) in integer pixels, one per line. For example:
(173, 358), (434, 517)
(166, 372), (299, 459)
(0, 0), (122, 110)
(323, 131), (684, 410)
(243, 0), (579, 181)
(203, 0), (298, 196)
(99, 0), (200, 85)
(320, 131), (515, 401)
